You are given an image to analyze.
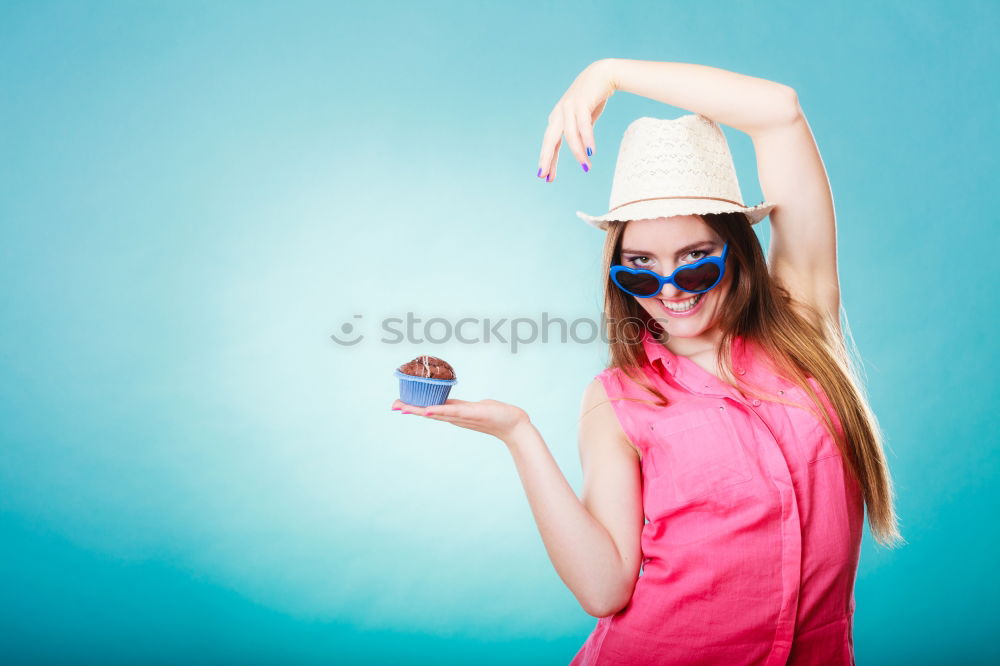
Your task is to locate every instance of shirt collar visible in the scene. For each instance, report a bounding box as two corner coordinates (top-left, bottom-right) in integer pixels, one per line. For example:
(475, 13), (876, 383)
(641, 328), (677, 376)
(641, 327), (753, 388)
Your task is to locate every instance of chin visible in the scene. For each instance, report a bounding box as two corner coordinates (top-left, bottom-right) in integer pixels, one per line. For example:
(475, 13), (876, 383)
(663, 323), (711, 339)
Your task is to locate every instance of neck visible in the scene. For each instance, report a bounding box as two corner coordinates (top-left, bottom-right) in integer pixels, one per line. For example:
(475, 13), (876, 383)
(663, 326), (726, 358)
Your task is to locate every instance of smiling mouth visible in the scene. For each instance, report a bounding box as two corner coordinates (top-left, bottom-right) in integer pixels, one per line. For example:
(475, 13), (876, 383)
(660, 293), (703, 313)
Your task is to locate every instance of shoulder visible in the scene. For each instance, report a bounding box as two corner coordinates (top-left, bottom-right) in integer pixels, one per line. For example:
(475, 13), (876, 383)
(580, 376), (642, 460)
(584, 370), (615, 401)
(582, 369), (637, 416)
(580, 375), (612, 421)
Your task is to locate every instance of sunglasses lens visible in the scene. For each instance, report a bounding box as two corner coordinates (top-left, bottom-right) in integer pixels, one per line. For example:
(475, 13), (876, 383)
(616, 271), (661, 297)
(675, 263), (720, 292)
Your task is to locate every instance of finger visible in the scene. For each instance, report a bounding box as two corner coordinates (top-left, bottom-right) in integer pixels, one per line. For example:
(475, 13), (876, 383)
(538, 114), (563, 181)
(425, 402), (481, 419)
(562, 106), (590, 171)
(422, 412), (481, 430)
(540, 135), (562, 182)
(549, 136), (560, 182)
(577, 106), (597, 159)
(591, 98), (607, 128)
(399, 398), (472, 412)
(423, 412), (468, 424)
(402, 403), (466, 418)
(423, 402), (491, 423)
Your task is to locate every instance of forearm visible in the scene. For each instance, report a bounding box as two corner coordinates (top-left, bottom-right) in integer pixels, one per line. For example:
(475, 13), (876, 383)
(601, 58), (799, 136)
(502, 419), (631, 617)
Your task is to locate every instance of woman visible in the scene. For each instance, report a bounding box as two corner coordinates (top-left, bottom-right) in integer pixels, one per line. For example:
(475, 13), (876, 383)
(391, 58), (903, 665)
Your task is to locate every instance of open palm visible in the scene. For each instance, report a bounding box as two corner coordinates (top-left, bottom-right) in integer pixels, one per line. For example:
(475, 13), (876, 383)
(392, 398), (529, 443)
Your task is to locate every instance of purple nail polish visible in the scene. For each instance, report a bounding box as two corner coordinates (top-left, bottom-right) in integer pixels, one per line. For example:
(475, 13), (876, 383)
(582, 162), (589, 173)
(537, 167), (542, 178)
(546, 174), (552, 182)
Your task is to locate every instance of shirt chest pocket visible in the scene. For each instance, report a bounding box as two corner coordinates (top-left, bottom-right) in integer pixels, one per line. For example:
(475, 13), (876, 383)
(780, 379), (843, 464)
(644, 406), (754, 509)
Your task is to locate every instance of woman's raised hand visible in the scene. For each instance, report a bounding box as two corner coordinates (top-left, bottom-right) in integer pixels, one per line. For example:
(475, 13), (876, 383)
(538, 58), (616, 182)
(391, 398), (530, 444)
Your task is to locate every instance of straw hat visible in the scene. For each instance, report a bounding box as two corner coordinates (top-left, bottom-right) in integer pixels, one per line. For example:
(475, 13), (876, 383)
(576, 114), (776, 230)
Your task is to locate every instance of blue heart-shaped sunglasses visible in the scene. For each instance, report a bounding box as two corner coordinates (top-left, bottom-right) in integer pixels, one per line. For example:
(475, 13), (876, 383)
(610, 242), (729, 298)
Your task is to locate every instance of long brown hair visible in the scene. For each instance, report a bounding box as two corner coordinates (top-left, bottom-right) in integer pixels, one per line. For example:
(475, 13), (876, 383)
(601, 212), (904, 549)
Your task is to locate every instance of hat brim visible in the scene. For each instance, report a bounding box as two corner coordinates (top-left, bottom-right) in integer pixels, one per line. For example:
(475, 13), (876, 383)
(576, 198), (776, 231)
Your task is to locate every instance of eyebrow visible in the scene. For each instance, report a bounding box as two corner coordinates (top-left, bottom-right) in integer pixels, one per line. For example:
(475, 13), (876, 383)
(621, 240), (716, 259)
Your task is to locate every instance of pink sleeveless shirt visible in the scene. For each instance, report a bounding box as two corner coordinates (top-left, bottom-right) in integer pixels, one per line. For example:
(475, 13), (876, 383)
(570, 329), (864, 666)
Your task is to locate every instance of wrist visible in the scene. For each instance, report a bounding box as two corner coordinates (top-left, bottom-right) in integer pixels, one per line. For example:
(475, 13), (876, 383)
(593, 58), (621, 93)
(501, 415), (537, 451)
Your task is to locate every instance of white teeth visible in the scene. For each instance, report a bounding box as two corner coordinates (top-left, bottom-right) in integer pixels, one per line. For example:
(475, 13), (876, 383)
(662, 294), (702, 312)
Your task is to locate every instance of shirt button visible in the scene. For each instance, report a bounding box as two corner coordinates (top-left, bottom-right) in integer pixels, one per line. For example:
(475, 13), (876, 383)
(752, 399), (761, 406)
(737, 368), (746, 375)
(778, 390), (784, 395)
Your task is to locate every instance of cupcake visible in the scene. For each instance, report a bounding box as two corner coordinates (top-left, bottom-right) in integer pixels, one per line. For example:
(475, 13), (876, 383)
(394, 355), (457, 407)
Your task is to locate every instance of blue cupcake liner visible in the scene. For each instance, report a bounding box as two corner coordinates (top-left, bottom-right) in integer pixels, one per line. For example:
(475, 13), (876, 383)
(394, 369), (457, 407)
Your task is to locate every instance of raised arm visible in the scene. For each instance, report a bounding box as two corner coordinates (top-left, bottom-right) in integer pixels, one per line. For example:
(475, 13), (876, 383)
(599, 59), (840, 333)
(751, 101), (840, 336)
(602, 58), (798, 135)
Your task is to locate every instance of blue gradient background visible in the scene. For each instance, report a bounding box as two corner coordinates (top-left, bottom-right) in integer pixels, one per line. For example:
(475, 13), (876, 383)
(1, 1), (997, 664)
